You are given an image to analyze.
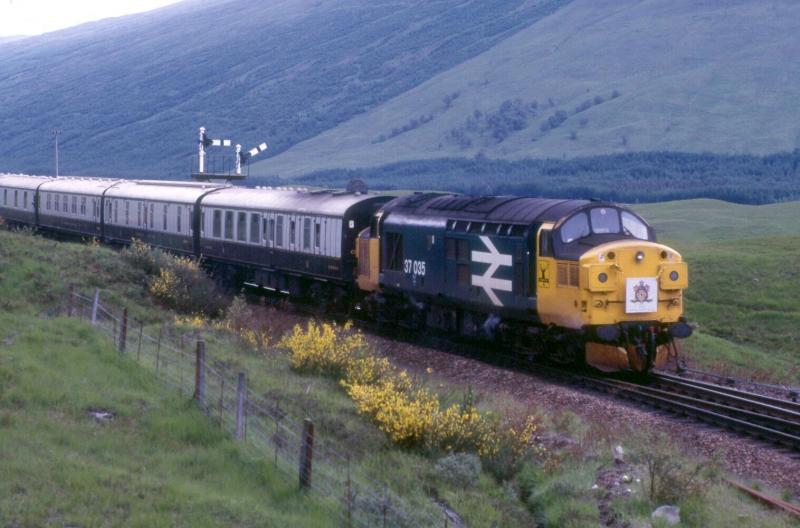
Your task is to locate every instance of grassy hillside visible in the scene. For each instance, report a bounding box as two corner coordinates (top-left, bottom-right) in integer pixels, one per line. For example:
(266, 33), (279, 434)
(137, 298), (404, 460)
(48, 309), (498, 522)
(0, 0), (570, 179)
(0, 242), (332, 525)
(636, 200), (800, 383)
(258, 0), (800, 178)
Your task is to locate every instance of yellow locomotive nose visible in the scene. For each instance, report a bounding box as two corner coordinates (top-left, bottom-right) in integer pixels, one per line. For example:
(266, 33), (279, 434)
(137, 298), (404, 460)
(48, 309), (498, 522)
(580, 241), (687, 326)
(577, 240), (689, 372)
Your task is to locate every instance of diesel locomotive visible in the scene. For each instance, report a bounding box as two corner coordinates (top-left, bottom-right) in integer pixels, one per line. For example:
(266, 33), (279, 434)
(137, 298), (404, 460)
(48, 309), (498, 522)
(0, 173), (691, 373)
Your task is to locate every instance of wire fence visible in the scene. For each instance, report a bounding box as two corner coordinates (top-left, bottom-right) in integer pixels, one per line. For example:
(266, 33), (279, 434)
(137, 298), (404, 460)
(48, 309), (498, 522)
(60, 289), (452, 528)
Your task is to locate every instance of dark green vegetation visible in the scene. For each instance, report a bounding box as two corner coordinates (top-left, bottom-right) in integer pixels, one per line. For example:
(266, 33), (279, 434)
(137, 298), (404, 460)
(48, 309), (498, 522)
(637, 200), (800, 383)
(0, 236), (333, 526)
(287, 151), (800, 204)
(0, 0), (570, 179)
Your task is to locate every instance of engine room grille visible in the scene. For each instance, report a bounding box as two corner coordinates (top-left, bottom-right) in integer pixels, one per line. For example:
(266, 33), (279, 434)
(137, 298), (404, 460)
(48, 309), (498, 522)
(557, 262), (580, 287)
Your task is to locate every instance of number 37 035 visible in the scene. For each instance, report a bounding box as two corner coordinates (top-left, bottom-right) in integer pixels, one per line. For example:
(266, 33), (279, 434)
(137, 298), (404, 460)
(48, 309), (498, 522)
(403, 259), (426, 277)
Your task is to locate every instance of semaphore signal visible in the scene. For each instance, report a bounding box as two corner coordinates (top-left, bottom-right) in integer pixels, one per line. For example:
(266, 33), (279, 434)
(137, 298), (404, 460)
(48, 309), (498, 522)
(197, 126), (232, 174)
(195, 126), (268, 179)
(235, 141), (268, 175)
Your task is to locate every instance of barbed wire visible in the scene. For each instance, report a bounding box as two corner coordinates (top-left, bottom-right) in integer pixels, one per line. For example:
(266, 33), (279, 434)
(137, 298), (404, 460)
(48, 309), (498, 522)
(60, 290), (449, 528)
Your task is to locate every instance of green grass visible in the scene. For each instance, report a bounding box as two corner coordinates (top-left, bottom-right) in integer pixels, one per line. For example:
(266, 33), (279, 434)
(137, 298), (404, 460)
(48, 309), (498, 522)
(0, 228), (536, 526)
(0, 314), (332, 527)
(636, 200), (800, 383)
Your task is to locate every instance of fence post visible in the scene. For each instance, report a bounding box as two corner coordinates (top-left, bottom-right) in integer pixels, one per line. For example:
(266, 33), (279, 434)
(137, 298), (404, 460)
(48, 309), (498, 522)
(137, 322), (143, 361)
(346, 455), (353, 527)
(119, 308), (128, 353)
(194, 340), (206, 404)
(156, 327), (162, 372)
(236, 372), (246, 441)
(219, 371), (225, 428)
(90, 288), (100, 326)
(66, 285), (74, 317)
(299, 418), (314, 490)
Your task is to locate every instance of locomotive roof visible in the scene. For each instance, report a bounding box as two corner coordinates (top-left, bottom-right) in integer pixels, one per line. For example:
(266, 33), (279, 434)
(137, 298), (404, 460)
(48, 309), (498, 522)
(200, 187), (390, 217)
(382, 193), (596, 225)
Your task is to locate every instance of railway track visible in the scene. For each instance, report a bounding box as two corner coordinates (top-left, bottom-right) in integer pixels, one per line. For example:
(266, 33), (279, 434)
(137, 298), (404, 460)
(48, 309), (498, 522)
(575, 371), (800, 451)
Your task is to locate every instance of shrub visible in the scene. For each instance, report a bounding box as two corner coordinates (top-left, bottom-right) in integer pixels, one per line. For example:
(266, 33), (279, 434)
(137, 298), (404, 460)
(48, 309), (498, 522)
(123, 239), (225, 316)
(435, 453), (482, 488)
(279, 320), (366, 377)
(633, 433), (715, 504)
(280, 321), (544, 472)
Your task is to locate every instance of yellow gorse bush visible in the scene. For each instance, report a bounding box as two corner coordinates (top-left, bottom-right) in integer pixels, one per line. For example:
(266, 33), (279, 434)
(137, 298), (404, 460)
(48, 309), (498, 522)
(280, 321), (543, 462)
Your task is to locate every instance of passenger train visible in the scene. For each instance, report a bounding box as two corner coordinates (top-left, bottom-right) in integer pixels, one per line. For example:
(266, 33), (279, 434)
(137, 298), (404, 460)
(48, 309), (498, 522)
(0, 173), (692, 373)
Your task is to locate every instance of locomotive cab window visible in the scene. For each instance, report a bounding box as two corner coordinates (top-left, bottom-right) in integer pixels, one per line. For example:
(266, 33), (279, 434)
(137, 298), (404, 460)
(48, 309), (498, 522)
(590, 207), (619, 234)
(560, 212), (589, 243)
(621, 211), (649, 240)
(539, 229), (553, 257)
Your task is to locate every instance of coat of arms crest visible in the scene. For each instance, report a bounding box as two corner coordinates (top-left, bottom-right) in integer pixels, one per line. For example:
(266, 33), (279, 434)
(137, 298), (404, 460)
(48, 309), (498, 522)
(632, 280), (652, 303)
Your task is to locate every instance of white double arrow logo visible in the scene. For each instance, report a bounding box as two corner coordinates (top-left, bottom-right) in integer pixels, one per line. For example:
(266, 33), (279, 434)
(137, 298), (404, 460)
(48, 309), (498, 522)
(471, 236), (513, 307)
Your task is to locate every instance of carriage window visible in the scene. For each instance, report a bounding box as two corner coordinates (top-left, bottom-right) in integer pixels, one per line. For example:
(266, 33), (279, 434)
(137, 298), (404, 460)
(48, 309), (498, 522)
(224, 211), (234, 239)
(250, 213), (260, 243)
(560, 213), (589, 243)
(24, 192), (29, 209)
(2, 189), (6, 205)
(290, 219), (296, 246)
(125, 201), (130, 224)
(136, 202), (141, 225)
(80, 197), (86, 216)
(14, 190), (18, 207)
(621, 211), (649, 240)
(315, 222), (321, 248)
(276, 215), (284, 246)
(163, 205), (168, 230)
(149, 204), (154, 228)
(46, 193), (51, 210)
(303, 218), (311, 249)
(107, 201), (113, 222)
(590, 207), (620, 234)
(177, 206), (183, 233)
(268, 218), (276, 245)
(213, 210), (222, 237)
(201, 211), (205, 234)
(385, 232), (403, 271)
(237, 212), (247, 241)
(72, 196), (78, 215)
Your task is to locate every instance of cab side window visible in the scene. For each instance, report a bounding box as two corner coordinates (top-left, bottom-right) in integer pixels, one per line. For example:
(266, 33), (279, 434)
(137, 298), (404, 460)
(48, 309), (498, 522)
(539, 229), (553, 257)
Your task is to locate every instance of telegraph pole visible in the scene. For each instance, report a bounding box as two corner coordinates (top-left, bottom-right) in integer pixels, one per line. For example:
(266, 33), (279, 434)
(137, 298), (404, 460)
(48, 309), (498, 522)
(52, 129), (62, 177)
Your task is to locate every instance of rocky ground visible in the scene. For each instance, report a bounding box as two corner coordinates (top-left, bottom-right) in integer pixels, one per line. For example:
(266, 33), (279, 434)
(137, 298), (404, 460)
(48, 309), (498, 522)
(374, 336), (800, 498)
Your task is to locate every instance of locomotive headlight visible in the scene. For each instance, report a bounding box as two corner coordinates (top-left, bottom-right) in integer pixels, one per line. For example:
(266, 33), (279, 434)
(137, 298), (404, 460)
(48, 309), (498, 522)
(635, 251), (645, 262)
(669, 270), (679, 281)
(598, 272), (608, 283)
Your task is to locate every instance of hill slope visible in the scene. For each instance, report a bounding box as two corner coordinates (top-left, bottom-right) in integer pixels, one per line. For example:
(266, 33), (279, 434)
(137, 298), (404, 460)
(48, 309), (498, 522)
(257, 0), (800, 178)
(0, 0), (570, 179)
